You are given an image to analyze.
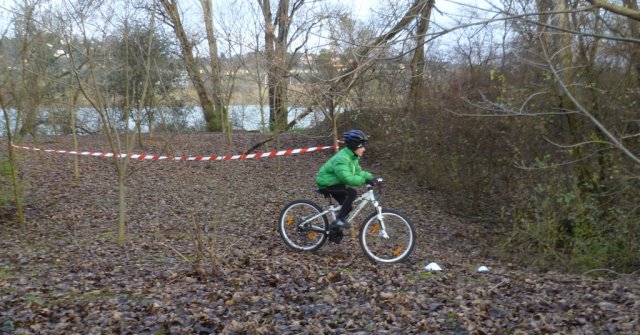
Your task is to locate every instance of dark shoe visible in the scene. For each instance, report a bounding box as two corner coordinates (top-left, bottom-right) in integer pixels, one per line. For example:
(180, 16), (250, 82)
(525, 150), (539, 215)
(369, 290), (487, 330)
(330, 219), (351, 230)
(328, 230), (344, 244)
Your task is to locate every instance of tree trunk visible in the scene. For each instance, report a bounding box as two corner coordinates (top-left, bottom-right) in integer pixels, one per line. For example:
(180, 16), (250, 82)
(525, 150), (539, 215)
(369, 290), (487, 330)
(273, 0), (291, 131)
(556, 2), (596, 190)
(1, 98), (26, 230)
(408, 0), (434, 113)
(200, 0), (230, 138)
(69, 89), (80, 180)
(158, 0), (221, 131)
(117, 173), (127, 245)
(623, 0), (640, 87)
(259, 0), (294, 132)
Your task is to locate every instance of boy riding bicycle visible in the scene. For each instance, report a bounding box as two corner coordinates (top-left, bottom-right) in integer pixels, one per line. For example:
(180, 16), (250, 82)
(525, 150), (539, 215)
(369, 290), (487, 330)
(279, 129), (414, 260)
(316, 129), (379, 231)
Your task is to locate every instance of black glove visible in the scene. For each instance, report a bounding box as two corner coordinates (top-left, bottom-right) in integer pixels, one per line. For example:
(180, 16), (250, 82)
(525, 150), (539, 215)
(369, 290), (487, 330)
(366, 177), (382, 186)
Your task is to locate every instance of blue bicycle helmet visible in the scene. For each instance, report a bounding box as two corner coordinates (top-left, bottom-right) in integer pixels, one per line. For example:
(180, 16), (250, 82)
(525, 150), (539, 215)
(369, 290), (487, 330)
(343, 129), (368, 150)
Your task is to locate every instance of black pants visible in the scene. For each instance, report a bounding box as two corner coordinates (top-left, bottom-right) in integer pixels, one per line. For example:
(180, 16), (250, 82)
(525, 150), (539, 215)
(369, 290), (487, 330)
(321, 184), (357, 220)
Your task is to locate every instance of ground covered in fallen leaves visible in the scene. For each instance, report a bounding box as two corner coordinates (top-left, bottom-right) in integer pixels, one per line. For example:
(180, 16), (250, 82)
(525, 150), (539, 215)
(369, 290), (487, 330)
(1, 132), (639, 335)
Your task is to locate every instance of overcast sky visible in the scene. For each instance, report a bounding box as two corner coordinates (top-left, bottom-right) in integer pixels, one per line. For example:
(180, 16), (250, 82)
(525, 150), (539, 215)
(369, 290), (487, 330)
(0, 0), (498, 56)
(0, 0), (492, 28)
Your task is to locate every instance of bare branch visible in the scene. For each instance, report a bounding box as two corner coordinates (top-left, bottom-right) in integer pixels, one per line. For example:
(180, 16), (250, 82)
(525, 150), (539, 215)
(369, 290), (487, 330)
(587, 0), (640, 21)
(541, 40), (640, 165)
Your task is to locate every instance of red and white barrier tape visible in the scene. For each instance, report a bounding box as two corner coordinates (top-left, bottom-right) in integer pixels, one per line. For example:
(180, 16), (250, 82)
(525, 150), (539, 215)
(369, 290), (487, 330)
(11, 143), (338, 161)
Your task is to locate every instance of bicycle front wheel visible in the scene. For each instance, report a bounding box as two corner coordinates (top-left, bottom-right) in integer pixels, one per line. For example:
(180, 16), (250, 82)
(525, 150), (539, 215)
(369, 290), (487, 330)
(359, 209), (416, 263)
(278, 200), (328, 251)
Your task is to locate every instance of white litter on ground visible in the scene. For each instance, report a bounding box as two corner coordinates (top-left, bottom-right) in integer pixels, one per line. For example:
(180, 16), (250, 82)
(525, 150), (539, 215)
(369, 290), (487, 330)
(477, 265), (489, 272)
(424, 262), (443, 271)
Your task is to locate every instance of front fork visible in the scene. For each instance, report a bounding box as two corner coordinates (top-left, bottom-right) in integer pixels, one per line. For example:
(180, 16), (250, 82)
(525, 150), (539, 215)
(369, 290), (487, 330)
(372, 200), (389, 239)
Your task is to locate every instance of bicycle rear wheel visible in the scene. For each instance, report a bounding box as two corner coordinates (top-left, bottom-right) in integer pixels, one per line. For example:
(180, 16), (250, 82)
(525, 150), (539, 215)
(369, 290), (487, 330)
(359, 209), (415, 263)
(278, 200), (328, 251)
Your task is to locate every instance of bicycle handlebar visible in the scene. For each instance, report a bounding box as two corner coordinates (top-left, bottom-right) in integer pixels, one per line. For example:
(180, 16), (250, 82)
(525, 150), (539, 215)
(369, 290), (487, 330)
(365, 177), (384, 189)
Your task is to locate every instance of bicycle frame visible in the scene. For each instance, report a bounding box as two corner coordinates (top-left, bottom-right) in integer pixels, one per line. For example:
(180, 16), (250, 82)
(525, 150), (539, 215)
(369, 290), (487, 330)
(298, 185), (387, 237)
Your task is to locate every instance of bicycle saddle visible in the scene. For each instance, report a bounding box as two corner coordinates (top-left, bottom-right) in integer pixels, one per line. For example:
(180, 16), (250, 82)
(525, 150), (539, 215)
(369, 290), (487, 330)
(315, 189), (332, 198)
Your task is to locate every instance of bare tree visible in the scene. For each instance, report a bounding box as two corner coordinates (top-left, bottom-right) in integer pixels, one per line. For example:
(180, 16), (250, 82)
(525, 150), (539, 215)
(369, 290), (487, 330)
(257, 0), (294, 132)
(245, 0), (435, 151)
(320, 0), (432, 135)
(0, 49), (26, 230)
(13, 0), (48, 139)
(62, 0), (156, 246)
(408, 0), (435, 113)
(200, 0), (231, 140)
(620, 0), (640, 86)
(157, 0), (226, 132)
(436, 0), (640, 270)
(0, 0), (60, 229)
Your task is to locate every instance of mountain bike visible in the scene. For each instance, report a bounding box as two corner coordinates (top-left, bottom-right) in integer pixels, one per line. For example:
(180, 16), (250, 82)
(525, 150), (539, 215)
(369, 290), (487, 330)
(278, 179), (416, 263)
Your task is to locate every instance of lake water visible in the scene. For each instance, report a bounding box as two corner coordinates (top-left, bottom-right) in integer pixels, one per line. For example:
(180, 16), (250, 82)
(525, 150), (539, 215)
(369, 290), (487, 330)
(0, 105), (325, 136)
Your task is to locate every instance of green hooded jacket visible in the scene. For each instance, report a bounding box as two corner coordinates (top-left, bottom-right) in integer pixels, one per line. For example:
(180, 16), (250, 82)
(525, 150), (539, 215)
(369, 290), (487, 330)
(316, 148), (373, 188)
